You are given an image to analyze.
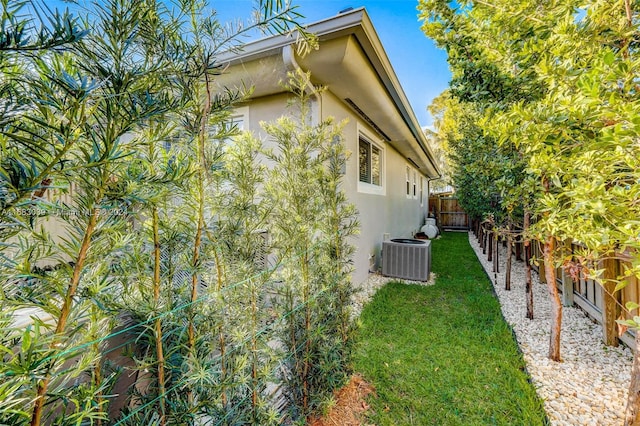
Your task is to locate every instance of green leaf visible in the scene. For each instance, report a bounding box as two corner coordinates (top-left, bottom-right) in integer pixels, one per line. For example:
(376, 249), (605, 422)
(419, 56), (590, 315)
(625, 301), (640, 312)
(21, 326), (32, 354)
(615, 280), (629, 293)
(603, 50), (615, 66)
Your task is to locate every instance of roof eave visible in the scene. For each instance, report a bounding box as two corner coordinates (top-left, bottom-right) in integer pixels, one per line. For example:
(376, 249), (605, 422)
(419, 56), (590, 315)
(218, 7), (441, 178)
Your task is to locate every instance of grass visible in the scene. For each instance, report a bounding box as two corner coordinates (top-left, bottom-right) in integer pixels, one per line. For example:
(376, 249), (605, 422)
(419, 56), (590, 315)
(353, 232), (549, 426)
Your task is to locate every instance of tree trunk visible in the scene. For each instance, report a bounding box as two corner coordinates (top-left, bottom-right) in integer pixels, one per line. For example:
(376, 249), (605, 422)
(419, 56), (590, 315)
(152, 207), (166, 426)
(187, 68), (213, 407)
(493, 230), (499, 273)
(31, 207), (100, 426)
(487, 228), (493, 262)
(251, 280), (259, 420)
(524, 212), (534, 320)
(505, 234), (512, 291)
(543, 236), (562, 362)
(625, 332), (640, 425)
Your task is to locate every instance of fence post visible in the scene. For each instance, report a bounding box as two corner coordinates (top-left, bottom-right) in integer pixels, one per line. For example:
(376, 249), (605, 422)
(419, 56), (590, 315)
(437, 197), (442, 233)
(601, 256), (620, 347)
(561, 239), (574, 307)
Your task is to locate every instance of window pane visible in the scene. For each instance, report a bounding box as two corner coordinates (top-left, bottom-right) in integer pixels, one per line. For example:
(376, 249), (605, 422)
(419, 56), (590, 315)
(232, 117), (244, 131)
(406, 166), (410, 195)
(371, 145), (381, 186)
(359, 139), (371, 183)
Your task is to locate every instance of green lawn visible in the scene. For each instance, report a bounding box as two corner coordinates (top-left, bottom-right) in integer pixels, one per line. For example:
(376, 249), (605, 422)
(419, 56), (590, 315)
(354, 232), (549, 426)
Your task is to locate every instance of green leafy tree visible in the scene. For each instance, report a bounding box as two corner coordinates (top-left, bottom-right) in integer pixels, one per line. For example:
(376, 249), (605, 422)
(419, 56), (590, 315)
(420, 0), (563, 361)
(0, 0), (366, 424)
(421, 0), (640, 421)
(0, 0), (86, 234)
(25, 1), (171, 423)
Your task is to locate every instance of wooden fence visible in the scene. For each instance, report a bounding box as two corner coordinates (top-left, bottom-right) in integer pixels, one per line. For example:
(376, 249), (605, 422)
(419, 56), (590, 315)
(429, 196), (470, 230)
(475, 224), (639, 348)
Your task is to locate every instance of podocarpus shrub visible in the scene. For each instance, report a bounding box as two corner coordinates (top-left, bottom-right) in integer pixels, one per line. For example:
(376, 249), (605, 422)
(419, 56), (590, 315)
(1, 2), (172, 424)
(264, 69), (358, 421)
(1, 2), (359, 424)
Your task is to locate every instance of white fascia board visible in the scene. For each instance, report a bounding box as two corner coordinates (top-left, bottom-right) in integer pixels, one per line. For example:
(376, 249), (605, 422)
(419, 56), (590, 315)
(217, 8), (367, 65)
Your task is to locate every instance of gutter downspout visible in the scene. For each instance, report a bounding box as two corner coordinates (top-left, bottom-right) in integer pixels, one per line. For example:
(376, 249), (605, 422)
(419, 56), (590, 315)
(282, 44), (322, 121)
(282, 44), (316, 96)
(426, 176), (441, 214)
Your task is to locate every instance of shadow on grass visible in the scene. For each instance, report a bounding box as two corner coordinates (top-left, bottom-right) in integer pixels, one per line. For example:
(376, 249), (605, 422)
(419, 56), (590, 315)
(354, 232), (549, 426)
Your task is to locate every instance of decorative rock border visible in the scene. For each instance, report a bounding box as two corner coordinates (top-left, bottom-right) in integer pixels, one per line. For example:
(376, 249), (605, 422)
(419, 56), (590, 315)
(468, 232), (633, 425)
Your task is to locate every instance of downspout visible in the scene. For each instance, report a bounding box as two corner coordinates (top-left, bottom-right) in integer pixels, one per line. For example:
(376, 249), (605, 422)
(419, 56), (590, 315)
(282, 44), (322, 120)
(427, 176), (441, 196)
(282, 44), (316, 95)
(426, 176), (440, 218)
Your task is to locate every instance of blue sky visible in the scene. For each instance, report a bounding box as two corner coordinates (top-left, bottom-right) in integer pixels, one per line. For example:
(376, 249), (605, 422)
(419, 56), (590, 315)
(48, 0), (451, 126)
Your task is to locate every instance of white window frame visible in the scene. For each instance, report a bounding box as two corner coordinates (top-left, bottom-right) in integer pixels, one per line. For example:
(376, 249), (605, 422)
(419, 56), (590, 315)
(225, 106), (249, 137)
(406, 165), (421, 200)
(357, 124), (385, 196)
(406, 166), (411, 198)
(420, 177), (425, 206)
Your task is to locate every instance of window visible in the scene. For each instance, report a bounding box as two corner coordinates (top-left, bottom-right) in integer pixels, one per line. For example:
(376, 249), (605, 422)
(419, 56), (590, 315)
(359, 137), (382, 186)
(160, 109), (246, 153)
(413, 170), (417, 198)
(406, 166), (411, 197)
(227, 115), (245, 133)
(357, 127), (384, 195)
(406, 166), (420, 199)
(216, 106), (249, 145)
(220, 113), (246, 144)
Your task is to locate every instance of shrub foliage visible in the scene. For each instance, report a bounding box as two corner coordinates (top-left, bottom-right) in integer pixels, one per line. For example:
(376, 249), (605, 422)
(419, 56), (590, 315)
(0, 2), (357, 425)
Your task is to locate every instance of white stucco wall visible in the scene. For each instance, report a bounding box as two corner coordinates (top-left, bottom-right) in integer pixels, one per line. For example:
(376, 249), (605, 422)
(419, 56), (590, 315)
(241, 90), (429, 286)
(319, 91), (428, 284)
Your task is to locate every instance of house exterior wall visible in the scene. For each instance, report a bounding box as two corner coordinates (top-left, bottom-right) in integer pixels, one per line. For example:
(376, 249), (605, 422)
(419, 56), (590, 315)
(319, 91), (428, 284)
(240, 89), (429, 285)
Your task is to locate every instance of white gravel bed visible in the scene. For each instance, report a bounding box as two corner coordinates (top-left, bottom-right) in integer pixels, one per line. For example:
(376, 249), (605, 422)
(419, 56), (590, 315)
(351, 272), (436, 319)
(468, 232), (633, 425)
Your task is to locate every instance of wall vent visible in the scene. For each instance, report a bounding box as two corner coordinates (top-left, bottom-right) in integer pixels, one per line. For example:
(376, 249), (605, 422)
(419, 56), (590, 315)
(344, 98), (391, 142)
(382, 238), (431, 281)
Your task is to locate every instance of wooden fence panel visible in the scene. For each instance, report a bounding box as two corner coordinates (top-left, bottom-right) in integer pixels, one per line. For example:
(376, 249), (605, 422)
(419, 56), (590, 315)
(430, 196), (469, 230)
(620, 269), (640, 321)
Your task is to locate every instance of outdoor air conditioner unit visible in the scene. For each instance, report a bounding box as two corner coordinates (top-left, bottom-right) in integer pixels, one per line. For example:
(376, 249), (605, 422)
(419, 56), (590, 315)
(382, 238), (431, 281)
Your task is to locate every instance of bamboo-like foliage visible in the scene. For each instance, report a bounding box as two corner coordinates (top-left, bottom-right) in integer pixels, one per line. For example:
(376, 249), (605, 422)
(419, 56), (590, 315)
(0, 1), (171, 424)
(1, 1), (359, 424)
(0, 4), (89, 423)
(264, 69), (357, 420)
(0, 0), (87, 232)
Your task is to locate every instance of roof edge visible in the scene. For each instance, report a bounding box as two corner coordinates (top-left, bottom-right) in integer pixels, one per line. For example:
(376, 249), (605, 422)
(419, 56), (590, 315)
(218, 7), (441, 178)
